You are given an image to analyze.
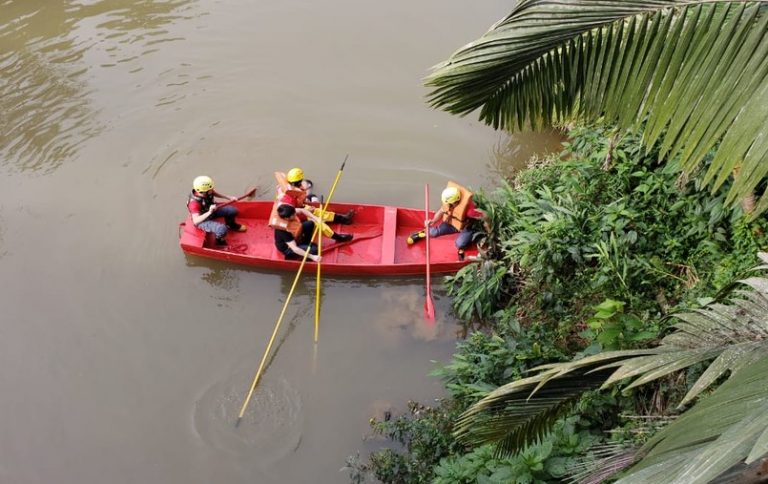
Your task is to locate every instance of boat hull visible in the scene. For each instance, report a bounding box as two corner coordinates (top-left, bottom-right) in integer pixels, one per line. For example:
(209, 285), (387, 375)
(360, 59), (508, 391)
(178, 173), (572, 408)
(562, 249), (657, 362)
(179, 201), (476, 276)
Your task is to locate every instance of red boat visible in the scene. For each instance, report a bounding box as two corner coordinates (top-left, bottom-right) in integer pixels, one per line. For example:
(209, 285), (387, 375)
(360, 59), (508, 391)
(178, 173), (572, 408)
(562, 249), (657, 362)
(179, 201), (477, 276)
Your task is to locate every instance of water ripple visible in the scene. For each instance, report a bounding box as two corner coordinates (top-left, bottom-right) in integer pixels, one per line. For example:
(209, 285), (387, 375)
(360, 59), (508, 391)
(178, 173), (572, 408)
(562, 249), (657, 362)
(193, 368), (304, 462)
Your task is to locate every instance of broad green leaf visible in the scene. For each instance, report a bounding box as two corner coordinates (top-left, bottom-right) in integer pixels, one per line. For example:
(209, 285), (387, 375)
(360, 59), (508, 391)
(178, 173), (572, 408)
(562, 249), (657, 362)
(426, 1), (768, 216)
(747, 423), (768, 464)
(679, 342), (766, 406)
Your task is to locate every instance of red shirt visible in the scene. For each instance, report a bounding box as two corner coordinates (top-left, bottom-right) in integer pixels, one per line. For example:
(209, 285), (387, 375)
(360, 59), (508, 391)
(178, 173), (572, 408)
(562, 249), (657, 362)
(465, 199), (483, 219)
(188, 198), (203, 214)
(188, 191), (214, 215)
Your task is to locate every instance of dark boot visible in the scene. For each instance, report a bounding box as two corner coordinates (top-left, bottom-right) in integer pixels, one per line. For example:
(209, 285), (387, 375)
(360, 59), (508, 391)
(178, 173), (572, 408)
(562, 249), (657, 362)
(457, 249), (465, 261)
(332, 233), (353, 242)
(334, 209), (355, 225)
(215, 237), (228, 246)
(407, 230), (426, 245)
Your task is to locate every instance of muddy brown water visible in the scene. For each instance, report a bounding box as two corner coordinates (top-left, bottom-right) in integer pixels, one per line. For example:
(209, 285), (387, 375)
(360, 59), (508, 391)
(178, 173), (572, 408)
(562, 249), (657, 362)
(0, 1), (562, 482)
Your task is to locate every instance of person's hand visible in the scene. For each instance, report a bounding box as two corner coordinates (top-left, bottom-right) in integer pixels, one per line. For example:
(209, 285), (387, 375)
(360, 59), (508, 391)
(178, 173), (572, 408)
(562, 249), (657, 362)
(229, 196), (238, 202)
(425, 219), (431, 227)
(209, 204), (217, 213)
(312, 254), (322, 263)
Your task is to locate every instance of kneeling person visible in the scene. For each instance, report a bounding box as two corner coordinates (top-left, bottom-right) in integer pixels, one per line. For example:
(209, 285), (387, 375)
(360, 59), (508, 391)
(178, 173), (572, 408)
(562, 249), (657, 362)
(277, 168), (354, 224)
(272, 204), (320, 262)
(271, 204), (353, 262)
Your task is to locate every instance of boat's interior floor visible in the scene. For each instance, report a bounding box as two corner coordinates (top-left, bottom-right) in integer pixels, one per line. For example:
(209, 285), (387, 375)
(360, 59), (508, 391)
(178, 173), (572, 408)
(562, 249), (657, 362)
(205, 220), (468, 265)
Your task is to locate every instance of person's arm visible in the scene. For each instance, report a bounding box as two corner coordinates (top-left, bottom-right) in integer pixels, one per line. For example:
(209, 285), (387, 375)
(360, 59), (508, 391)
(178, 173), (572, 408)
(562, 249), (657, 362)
(427, 208), (444, 227)
(297, 207), (322, 224)
(286, 239), (321, 262)
(191, 203), (217, 225)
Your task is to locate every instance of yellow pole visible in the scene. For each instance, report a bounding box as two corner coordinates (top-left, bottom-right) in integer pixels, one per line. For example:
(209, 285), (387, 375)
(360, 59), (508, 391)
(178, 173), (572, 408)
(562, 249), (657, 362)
(322, 155), (348, 213)
(311, 155), (347, 342)
(235, 155), (348, 427)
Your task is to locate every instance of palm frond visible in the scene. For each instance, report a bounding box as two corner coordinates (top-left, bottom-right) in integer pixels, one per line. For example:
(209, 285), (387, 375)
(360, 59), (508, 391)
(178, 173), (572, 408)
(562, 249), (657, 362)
(456, 367), (616, 456)
(454, 352), (655, 454)
(426, 1), (768, 216)
(618, 359), (768, 483)
(565, 442), (641, 484)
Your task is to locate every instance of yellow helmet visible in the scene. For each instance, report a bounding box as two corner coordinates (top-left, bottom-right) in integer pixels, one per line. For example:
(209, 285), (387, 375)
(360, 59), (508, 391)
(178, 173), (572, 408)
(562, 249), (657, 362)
(441, 186), (461, 204)
(193, 175), (214, 192)
(286, 168), (304, 183)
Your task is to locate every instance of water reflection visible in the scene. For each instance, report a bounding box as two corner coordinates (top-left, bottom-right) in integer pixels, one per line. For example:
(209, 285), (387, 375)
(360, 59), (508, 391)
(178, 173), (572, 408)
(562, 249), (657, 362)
(486, 129), (566, 182)
(185, 255), (428, 292)
(0, 0), (196, 172)
(184, 255), (456, 342)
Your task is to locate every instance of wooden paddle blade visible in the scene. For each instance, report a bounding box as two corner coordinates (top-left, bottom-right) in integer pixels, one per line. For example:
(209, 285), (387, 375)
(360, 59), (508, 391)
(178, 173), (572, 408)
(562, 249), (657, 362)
(216, 186), (259, 210)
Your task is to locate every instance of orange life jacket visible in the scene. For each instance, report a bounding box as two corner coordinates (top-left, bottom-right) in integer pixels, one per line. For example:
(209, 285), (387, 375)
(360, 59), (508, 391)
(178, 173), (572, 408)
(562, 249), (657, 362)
(268, 202), (302, 239)
(274, 171), (307, 207)
(441, 181), (473, 230)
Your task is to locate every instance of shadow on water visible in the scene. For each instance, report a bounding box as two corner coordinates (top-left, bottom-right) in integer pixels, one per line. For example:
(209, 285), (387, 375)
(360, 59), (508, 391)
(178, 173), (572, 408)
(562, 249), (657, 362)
(184, 253), (427, 292)
(0, 0), (197, 173)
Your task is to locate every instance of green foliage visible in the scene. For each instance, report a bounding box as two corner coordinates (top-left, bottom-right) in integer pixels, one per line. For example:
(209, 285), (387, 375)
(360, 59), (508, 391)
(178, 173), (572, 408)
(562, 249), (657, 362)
(445, 259), (511, 322)
(359, 317), (566, 483)
(433, 318), (566, 408)
(448, 124), (768, 335)
(433, 417), (600, 484)
(359, 400), (463, 484)
(581, 299), (658, 350)
(454, 259), (768, 483)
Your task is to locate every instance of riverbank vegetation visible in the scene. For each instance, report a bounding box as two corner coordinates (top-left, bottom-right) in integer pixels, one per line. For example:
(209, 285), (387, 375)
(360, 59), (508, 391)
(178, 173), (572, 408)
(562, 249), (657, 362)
(348, 124), (768, 483)
(349, 1), (768, 481)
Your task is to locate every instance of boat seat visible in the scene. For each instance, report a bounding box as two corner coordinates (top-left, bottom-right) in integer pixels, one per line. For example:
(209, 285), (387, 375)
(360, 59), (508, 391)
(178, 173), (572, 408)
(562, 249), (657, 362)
(380, 206), (397, 265)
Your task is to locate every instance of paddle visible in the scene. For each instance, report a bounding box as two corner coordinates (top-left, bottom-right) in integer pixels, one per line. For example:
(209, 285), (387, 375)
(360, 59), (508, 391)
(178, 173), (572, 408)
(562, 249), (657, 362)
(424, 184), (436, 321)
(212, 186), (258, 209)
(235, 156), (348, 428)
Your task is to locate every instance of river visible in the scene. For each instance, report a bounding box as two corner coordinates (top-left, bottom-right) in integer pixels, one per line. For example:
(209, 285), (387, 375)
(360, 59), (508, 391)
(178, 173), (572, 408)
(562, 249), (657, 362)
(0, 1), (561, 483)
